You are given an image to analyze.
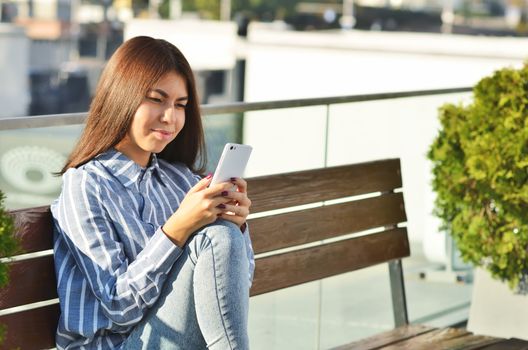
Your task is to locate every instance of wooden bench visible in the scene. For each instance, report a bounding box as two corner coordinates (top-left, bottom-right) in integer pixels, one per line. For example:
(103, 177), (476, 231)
(2, 158), (527, 349)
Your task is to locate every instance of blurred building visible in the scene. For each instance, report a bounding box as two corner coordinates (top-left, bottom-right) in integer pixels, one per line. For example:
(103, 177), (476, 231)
(1, 0), (124, 115)
(284, 0), (528, 35)
(0, 24), (29, 118)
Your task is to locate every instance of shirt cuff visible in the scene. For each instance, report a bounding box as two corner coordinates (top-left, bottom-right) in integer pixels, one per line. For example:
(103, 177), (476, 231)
(143, 227), (183, 273)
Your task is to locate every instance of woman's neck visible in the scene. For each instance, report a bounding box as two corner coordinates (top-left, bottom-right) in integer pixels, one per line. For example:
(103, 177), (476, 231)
(114, 141), (151, 168)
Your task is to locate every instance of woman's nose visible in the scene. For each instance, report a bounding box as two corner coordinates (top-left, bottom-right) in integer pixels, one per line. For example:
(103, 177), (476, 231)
(162, 106), (176, 123)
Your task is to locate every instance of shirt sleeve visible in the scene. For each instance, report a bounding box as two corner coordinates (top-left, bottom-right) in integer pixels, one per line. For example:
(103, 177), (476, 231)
(55, 168), (182, 326)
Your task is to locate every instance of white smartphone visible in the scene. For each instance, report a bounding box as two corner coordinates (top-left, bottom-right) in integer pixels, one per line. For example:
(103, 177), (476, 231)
(209, 143), (253, 187)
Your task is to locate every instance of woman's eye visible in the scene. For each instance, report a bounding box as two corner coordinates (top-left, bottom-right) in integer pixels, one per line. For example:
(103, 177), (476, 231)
(148, 97), (162, 103)
(176, 104), (187, 109)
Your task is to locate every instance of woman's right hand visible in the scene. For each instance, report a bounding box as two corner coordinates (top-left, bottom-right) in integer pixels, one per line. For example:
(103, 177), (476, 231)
(162, 174), (232, 247)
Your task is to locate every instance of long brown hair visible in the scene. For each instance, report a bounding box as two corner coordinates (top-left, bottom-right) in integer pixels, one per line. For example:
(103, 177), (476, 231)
(60, 36), (206, 175)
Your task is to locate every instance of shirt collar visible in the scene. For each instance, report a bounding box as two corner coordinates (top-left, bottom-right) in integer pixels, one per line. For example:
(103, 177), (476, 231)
(96, 148), (161, 187)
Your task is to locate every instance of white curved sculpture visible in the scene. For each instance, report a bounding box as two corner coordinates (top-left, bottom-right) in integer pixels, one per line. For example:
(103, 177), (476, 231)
(0, 146), (66, 195)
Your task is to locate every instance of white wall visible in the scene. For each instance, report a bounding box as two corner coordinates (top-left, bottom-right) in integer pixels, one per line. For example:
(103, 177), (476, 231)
(124, 19), (238, 71)
(244, 25), (525, 100)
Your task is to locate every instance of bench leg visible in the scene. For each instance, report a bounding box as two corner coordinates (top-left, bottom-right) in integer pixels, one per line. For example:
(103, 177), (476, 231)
(389, 259), (409, 327)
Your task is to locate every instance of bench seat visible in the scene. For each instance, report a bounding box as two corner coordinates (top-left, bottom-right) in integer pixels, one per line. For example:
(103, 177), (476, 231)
(333, 324), (528, 349)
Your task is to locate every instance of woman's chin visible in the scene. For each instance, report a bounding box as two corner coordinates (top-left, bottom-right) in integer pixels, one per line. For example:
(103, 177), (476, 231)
(145, 138), (171, 153)
(151, 145), (168, 154)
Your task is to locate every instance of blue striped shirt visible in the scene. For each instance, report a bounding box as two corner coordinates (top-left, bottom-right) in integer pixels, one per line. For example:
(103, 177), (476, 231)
(51, 148), (255, 349)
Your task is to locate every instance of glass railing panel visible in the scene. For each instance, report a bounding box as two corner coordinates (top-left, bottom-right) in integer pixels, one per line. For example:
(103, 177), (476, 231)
(0, 114), (244, 210)
(319, 266), (393, 348)
(327, 93), (472, 247)
(243, 105), (329, 349)
(326, 93), (472, 167)
(404, 256), (473, 326)
(249, 281), (320, 350)
(324, 92), (474, 332)
(202, 113), (244, 174)
(242, 106), (328, 177)
(0, 124), (84, 210)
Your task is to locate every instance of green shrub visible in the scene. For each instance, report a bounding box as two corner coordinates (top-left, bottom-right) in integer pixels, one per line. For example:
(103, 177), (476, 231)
(0, 191), (18, 287)
(0, 190), (20, 342)
(428, 63), (528, 293)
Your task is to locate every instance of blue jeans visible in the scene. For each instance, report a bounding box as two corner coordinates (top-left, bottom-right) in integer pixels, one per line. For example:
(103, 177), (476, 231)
(124, 220), (250, 349)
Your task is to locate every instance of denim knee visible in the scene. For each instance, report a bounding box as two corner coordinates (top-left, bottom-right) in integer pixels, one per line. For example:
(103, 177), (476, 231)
(187, 220), (246, 264)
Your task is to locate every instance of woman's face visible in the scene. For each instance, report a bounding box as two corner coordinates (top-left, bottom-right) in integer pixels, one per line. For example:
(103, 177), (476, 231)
(116, 71), (188, 167)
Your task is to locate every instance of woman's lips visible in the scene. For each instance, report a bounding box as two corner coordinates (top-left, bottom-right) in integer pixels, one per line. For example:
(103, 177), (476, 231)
(152, 129), (174, 140)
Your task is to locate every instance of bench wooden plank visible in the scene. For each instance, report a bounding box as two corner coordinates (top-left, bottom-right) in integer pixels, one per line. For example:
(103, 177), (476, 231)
(430, 334), (502, 350)
(249, 192), (406, 254)
(478, 338), (528, 350)
(9, 206), (54, 255)
(0, 303), (59, 349)
(331, 324), (436, 350)
(0, 255), (57, 309)
(250, 228), (409, 296)
(383, 328), (484, 350)
(247, 159), (402, 213)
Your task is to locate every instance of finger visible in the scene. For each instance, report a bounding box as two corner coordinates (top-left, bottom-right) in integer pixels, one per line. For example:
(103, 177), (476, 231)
(210, 196), (232, 209)
(221, 191), (251, 207)
(230, 177), (247, 193)
(189, 173), (213, 194)
(203, 182), (236, 197)
(221, 203), (249, 218)
(217, 213), (245, 228)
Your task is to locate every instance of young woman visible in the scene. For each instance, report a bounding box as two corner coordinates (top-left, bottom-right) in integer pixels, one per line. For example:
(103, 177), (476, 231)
(51, 36), (254, 350)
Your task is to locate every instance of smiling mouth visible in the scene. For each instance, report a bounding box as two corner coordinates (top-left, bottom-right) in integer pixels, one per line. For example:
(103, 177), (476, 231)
(152, 129), (174, 135)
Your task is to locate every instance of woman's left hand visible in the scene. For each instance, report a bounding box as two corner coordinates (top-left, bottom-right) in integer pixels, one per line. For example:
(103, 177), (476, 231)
(217, 177), (251, 229)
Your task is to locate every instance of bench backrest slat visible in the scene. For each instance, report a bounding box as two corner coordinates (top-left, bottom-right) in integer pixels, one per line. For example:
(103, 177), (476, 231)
(0, 158), (409, 348)
(0, 304), (59, 349)
(0, 256), (56, 309)
(250, 228), (409, 296)
(248, 192), (406, 254)
(10, 205), (54, 254)
(248, 159), (402, 213)
(0, 207), (58, 348)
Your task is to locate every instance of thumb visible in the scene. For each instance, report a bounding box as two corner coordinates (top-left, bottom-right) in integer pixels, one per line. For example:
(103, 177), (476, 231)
(189, 173), (213, 194)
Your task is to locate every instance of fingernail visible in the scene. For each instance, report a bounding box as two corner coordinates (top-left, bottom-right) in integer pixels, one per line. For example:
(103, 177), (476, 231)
(221, 191), (228, 196)
(217, 204), (226, 209)
(206, 173), (213, 179)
